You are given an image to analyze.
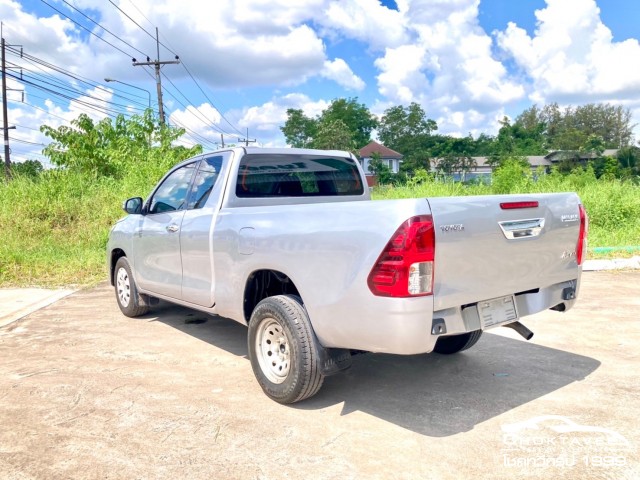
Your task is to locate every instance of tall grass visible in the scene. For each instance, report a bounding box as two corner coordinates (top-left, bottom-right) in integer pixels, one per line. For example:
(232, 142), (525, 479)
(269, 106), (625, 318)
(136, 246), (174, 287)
(373, 166), (640, 249)
(0, 162), (168, 287)
(1, 162), (638, 287)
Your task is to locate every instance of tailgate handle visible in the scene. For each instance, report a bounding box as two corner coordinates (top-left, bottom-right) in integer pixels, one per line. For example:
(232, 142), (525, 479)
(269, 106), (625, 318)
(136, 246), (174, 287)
(499, 218), (545, 239)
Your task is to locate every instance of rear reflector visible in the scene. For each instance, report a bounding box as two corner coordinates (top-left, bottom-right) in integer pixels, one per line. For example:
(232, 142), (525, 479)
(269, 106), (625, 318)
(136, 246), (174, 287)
(576, 204), (588, 266)
(500, 201), (539, 210)
(368, 215), (435, 297)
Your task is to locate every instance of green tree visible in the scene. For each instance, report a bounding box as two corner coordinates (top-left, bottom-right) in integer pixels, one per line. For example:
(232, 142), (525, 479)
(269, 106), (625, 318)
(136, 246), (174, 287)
(593, 156), (619, 179)
(488, 114), (546, 165)
(539, 103), (635, 150)
(11, 160), (44, 178)
(318, 98), (377, 149)
(377, 102), (438, 155)
(40, 110), (200, 178)
(492, 158), (534, 194)
(469, 133), (496, 156)
(368, 151), (394, 185)
(431, 136), (477, 181)
(312, 119), (357, 153)
(280, 108), (317, 148)
(280, 98), (376, 150)
(616, 146), (640, 178)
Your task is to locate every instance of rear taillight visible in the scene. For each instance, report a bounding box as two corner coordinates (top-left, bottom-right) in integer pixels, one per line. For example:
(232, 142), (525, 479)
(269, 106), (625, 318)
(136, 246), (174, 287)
(368, 215), (435, 297)
(577, 204), (588, 266)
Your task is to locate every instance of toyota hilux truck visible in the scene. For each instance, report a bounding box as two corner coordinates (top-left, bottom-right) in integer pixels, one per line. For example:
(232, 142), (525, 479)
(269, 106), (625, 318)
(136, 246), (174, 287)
(107, 147), (588, 404)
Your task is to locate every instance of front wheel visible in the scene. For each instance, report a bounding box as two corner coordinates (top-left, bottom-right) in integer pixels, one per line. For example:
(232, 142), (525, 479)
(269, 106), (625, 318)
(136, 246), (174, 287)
(114, 257), (149, 318)
(248, 295), (324, 404)
(433, 330), (483, 354)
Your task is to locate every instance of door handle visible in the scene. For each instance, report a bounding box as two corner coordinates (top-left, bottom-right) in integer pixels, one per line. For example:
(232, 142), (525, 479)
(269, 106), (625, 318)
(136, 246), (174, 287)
(498, 218), (545, 239)
(166, 224), (179, 233)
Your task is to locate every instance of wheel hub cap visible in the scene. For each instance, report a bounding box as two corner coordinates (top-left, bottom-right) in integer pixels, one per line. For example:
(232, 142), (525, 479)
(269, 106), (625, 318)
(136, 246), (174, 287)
(116, 267), (131, 307)
(255, 318), (290, 384)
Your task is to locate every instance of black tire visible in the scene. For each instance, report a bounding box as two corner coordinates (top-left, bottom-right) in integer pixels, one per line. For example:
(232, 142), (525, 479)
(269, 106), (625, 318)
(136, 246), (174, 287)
(433, 330), (483, 354)
(248, 295), (324, 404)
(113, 257), (149, 318)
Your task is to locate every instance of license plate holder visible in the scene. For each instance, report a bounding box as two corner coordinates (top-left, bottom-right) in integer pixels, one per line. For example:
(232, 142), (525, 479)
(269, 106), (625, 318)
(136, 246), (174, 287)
(478, 295), (518, 328)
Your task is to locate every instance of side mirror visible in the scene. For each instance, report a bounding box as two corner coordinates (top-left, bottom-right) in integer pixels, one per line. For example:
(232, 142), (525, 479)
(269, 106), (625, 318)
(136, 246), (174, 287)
(123, 197), (143, 215)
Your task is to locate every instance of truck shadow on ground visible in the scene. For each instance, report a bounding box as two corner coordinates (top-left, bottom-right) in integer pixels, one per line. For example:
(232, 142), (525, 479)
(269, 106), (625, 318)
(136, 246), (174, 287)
(148, 302), (601, 438)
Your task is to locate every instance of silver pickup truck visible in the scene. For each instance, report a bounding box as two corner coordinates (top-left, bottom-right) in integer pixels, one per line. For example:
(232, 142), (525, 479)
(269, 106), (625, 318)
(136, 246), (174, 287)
(108, 147), (588, 403)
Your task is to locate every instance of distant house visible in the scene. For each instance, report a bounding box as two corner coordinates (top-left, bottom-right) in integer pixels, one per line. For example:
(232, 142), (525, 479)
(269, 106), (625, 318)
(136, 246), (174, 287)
(358, 141), (403, 186)
(543, 149), (619, 163)
(451, 149), (619, 181)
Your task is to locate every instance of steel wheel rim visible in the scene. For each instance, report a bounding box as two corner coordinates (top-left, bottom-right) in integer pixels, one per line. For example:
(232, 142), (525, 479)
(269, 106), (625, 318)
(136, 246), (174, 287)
(116, 267), (131, 307)
(255, 317), (290, 384)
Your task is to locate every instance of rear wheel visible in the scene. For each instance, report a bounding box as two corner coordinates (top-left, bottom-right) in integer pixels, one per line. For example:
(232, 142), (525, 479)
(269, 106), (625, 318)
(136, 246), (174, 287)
(248, 295), (324, 404)
(114, 257), (149, 318)
(433, 330), (483, 354)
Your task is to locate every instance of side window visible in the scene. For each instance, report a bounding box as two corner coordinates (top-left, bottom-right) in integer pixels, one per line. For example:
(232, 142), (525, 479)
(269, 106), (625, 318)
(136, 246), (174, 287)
(148, 163), (197, 214)
(187, 156), (224, 209)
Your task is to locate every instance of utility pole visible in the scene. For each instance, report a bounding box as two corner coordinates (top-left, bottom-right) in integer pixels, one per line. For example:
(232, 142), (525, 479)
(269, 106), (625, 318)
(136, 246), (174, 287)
(220, 134), (224, 148)
(2, 37), (11, 179)
(132, 27), (179, 125)
(238, 128), (256, 147)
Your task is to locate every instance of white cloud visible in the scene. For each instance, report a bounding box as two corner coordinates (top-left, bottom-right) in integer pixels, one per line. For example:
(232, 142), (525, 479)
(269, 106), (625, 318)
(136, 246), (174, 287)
(375, 44), (428, 103)
(496, 0), (640, 104)
(323, 0), (408, 49)
(234, 93), (331, 146)
(169, 104), (225, 148)
(321, 59), (365, 91)
(373, 0), (524, 135)
(3, 0), (640, 148)
(6, 85), (118, 165)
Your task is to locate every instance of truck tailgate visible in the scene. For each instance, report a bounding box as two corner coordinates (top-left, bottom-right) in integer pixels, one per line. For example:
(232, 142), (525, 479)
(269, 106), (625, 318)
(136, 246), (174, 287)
(428, 193), (583, 311)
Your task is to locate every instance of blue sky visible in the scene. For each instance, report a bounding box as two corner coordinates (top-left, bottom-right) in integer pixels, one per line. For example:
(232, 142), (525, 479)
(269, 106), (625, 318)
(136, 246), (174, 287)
(2, 0), (640, 163)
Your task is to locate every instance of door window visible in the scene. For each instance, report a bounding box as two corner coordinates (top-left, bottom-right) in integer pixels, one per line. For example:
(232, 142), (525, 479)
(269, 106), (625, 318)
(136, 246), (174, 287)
(187, 156), (224, 209)
(148, 163), (197, 214)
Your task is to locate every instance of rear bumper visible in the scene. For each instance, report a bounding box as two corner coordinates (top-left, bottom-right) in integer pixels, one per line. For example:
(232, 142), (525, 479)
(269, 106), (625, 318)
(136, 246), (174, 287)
(310, 278), (579, 355)
(433, 279), (579, 338)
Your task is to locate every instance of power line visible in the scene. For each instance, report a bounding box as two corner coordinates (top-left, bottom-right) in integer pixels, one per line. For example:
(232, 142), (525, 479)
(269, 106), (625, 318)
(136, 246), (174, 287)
(23, 91), (120, 122)
(0, 122), (41, 132)
(6, 48), (151, 116)
(7, 52), (149, 111)
(17, 71), (144, 113)
(116, 1), (244, 137)
(17, 99), (72, 123)
(180, 62), (244, 136)
(9, 73), (130, 117)
(131, 27), (179, 124)
(148, 26), (242, 136)
(170, 117), (219, 150)
(9, 137), (47, 147)
(38, 0), (137, 59)
(160, 71), (230, 135)
(107, 0), (178, 56)
(59, 0), (150, 59)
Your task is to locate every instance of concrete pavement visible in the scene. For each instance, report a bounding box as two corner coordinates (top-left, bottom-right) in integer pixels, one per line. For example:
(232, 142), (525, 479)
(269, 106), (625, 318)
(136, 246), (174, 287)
(0, 288), (75, 328)
(0, 257), (636, 330)
(0, 271), (638, 479)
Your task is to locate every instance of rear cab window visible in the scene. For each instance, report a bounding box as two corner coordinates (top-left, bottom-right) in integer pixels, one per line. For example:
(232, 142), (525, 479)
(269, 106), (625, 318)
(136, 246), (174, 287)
(236, 154), (364, 198)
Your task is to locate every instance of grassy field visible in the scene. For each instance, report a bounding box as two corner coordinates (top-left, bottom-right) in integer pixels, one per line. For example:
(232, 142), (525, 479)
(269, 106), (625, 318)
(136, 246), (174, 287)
(0, 165), (163, 288)
(1, 165), (638, 287)
(372, 167), (640, 249)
